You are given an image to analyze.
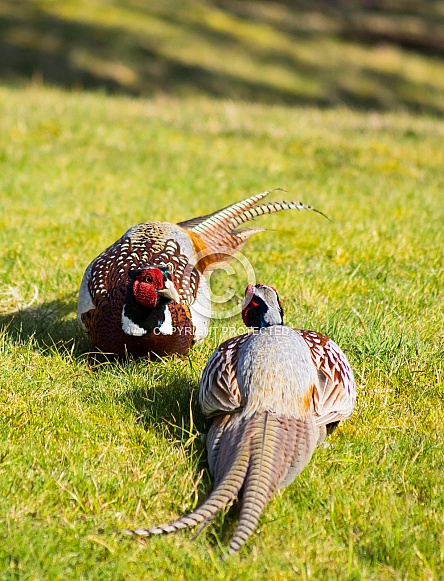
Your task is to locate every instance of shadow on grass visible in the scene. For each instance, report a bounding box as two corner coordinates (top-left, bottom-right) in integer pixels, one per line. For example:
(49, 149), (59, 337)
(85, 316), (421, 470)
(1, 0), (443, 112)
(0, 292), (209, 436)
(0, 292), (243, 544)
(0, 294), (91, 356)
(121, 362), (208, 436)
(0, 0), (318, 104)
(118, 357), (245, 545)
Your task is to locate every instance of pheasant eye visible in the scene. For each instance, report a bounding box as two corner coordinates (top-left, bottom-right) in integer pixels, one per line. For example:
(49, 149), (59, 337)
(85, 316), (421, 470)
(145, 274), (153, 283)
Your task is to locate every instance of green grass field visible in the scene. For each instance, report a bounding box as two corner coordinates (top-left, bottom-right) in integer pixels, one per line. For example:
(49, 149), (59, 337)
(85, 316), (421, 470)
(0, 83), (443, 580)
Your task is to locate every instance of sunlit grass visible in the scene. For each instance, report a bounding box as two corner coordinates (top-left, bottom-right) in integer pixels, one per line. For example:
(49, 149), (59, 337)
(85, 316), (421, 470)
(0, 84), (443, 579)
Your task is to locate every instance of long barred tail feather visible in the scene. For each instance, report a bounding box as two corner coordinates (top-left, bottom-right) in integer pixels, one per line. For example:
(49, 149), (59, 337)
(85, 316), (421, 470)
(122, 413), (318, 555)
(121, 424), (251, 539)
(232, 200), (330, 228)
(227, 414), (317, 554)
(177, 189), (280, 233)
(177, 190), (328, 270)
(227, 413), (284, 553)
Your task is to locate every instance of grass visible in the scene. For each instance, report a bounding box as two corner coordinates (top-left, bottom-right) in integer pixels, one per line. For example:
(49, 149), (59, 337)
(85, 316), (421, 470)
(1, 0), (444, 113)
(0, 82), (443, 580)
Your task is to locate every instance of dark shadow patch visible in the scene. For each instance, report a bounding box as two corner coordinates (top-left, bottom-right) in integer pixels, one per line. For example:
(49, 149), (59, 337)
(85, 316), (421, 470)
(119, 362), (209, 442)
(1, 0), (443, 112)
(0, 294), (91, 357)
(118, 365), (247, 549)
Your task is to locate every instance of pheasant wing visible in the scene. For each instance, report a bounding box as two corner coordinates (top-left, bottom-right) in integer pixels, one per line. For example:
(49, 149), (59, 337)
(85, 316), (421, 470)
(199, 333), (252, 417)
(295, 330), (356, 426)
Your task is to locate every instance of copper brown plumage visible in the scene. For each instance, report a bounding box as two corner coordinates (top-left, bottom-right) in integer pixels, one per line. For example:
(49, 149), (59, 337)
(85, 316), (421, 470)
(78, 191), (325, 357)
(123, 284), (356, 554)
(78, 231), (197, 356)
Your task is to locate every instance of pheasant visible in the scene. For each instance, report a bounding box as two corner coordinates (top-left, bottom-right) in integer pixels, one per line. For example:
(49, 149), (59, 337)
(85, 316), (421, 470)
(123, 283), (356, 553)
(77, 191), (325, 357)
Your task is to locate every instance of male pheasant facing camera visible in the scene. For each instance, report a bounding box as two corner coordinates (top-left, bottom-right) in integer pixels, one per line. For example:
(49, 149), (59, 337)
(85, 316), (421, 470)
(77, 191), (325, 357)
(123, 284), (356, 554)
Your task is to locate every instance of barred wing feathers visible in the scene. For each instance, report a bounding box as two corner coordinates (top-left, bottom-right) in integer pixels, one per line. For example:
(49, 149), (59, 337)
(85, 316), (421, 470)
(199, 333), (252, 417)
(296, 329), (356, 427)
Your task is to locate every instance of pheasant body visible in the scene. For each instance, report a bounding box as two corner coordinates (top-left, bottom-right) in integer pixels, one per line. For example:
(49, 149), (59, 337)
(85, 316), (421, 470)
(78, 191), (324, 357)
(124, 284), (356, 553)
(78, 222), (209, 356)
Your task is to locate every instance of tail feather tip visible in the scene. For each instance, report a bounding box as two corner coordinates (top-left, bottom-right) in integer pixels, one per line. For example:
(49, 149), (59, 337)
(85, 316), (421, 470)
(121, 528), (149, 537)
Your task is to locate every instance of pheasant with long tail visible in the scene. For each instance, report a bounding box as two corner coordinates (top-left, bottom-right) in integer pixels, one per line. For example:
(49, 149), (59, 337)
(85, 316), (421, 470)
(123, 283), (356, 553)
(77, 191), (325, 357)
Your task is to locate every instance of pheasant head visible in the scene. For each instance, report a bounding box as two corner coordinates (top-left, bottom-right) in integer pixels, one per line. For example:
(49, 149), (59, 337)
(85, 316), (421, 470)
(242, 283), (284, 329)
(128, 266), (180, 308)
(121, 266), (181, 337)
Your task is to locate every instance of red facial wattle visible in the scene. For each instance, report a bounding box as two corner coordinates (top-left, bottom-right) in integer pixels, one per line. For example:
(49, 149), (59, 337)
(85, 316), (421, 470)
(131, 268), (167, 308)
(132, 280), (158, 307)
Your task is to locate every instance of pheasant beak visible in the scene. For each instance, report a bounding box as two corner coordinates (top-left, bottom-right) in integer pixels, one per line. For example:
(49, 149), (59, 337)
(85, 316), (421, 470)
(157, 279), (180, 304)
